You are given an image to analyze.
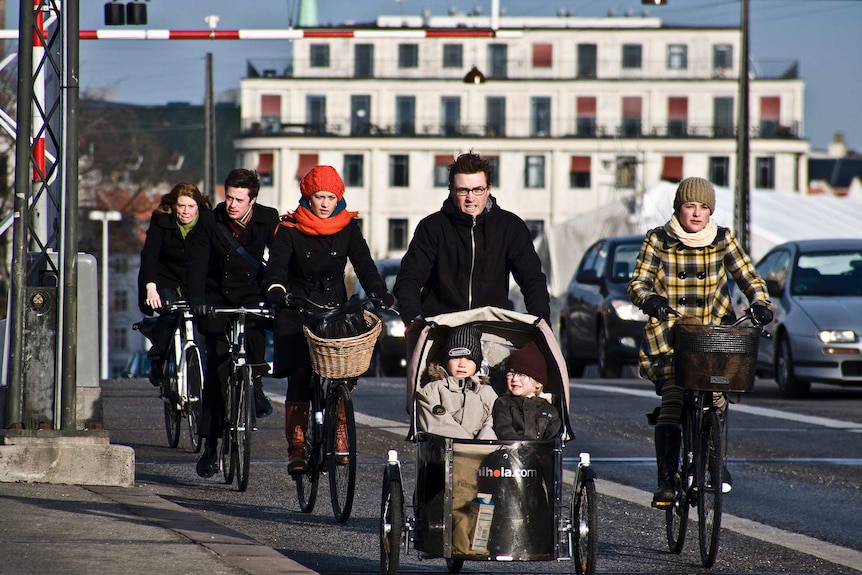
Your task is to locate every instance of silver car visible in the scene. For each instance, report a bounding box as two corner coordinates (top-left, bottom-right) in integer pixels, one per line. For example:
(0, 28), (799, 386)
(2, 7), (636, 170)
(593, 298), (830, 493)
(733, 239), (862, 398)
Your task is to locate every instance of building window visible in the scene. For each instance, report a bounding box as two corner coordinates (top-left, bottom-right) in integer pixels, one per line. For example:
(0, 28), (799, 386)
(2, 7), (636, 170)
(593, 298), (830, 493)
(713, 44), (732, 76)
(488, 44), (508, 79)
(389, 155), (409, 187)
(531, 97), (551, 137)
(756, 157), (775, 189)
(306, 94), (326, 135)
(441, 96), (461, 136)
(434, 155), (450, 187)
(442, 43), (463, 68)
(296, 153), (318, 182)
(260, 94), (281, 133)
(486, 96), (506, 137)
(525, 155), (545, 188)
(310, 44), (330, 67)
(388, 218), (409, 251)
(622, 44), (642, 69)
(667, 97), (688, 137)
(760, 96), (780, 138)
(354, 44), (374, 78)
(577, 43), (597, 78)
(615, 155), (637, 189)
(661, 156), (683, 183)
(485, 155), (500, 187)
(398, 43), (419, 68)
(351, 95), (371, 136)
(525, 220), (545, 241)
(622, 97), (642, 137)
(343, 154), (364, 187)
(570, 155), (591, 188)
(667, 45), (688, 70)
(576, 96), (597, 137)
(709, 156), (730, 187)
(395, 96), (416, 135)
(713, 97), (734, 137)
(111, 289), (128, 313)
(257, 152), (274, 186)
(111, 326), (128, 352)
(111, 257), (129, 274)
(532, 43), (552, 68)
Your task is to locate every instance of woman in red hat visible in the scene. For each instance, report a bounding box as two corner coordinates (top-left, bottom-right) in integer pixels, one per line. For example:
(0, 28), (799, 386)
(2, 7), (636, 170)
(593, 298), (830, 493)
(263, 165), (393, 474)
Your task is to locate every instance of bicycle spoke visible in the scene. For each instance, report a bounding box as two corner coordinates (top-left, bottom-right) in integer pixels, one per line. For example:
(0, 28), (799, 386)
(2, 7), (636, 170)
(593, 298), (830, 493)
(236, 366), (253, 492)
(697, 410), (724, 567)
(328, 382), (357, 523)
(184, 346), (204, 453)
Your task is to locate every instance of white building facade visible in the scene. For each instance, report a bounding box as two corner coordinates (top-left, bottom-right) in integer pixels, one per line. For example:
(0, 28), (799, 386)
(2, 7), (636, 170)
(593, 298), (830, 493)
(235, 12), (808, 260)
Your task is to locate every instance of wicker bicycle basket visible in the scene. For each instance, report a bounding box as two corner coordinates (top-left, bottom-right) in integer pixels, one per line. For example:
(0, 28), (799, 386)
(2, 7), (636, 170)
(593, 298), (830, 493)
(303, 309), (382, 379)
(674, 322), (760, 393)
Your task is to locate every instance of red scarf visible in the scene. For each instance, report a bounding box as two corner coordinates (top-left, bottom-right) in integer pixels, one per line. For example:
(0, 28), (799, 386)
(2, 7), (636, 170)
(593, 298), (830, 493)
(282, 204), (358, 236)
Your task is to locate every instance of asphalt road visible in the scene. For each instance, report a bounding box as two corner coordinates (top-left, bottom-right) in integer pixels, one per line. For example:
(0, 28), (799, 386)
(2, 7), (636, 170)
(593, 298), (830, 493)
(103, 374), (862, 574)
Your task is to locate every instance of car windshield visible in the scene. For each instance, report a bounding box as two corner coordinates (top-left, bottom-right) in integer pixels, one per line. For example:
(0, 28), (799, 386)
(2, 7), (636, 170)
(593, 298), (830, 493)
(791, 250), (862, 296)
(609, 243), (641, 283)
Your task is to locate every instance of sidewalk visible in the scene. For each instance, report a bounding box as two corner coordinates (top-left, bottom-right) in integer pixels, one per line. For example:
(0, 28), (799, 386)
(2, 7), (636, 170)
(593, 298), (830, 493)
(0, 479), (318, 575)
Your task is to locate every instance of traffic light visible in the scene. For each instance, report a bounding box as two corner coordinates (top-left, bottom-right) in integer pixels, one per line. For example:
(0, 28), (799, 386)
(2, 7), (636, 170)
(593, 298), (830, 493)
(104, 1), (148, 26)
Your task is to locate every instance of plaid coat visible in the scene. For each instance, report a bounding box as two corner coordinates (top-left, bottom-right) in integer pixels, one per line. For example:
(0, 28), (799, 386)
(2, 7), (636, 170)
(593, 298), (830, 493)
(627, 225), (769, 382)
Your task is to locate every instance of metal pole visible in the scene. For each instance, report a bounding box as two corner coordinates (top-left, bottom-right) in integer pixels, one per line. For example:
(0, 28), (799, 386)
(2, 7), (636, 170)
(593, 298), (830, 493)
(204, 52), (215, 201)
(60, 0), (80, 430)
(735, 0), (751, 252)
(88, 210), (120, 380)
(6, 0), (36, 428)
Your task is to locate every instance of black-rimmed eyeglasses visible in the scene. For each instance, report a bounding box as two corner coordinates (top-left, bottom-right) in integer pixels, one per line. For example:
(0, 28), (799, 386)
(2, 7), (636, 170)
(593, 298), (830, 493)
(452, 185), (489, 197)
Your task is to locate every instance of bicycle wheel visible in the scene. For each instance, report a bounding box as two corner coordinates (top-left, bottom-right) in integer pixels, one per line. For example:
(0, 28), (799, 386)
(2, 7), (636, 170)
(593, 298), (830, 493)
(235, 366), (254, 492)
(163, 358), (181, 449)
(296, 382), (321, 514)
(571, 475), (598, 575)
(697, 410), (724, 568)
(379, 472), (402, 575)
(666, 422), (689, 554)
(184, 346), (204, 453)
(327, 382), (357, 523)
(222, 373), (236, 485)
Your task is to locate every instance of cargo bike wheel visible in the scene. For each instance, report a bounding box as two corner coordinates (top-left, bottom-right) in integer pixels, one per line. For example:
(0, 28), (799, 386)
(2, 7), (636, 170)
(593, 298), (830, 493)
(379, 466), (403, 575)
(571, 455), (598, 575)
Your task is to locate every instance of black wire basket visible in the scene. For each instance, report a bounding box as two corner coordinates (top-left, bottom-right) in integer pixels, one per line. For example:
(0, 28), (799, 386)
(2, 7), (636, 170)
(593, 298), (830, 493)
(674, 322), (760, 392)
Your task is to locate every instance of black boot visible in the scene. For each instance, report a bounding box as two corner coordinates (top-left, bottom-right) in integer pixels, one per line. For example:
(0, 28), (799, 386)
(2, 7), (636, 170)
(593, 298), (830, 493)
(254, 378), (272, 418)
(148, 358), (164, 387)
(196, 438), (219, 478)
(652, 424), (681, 508)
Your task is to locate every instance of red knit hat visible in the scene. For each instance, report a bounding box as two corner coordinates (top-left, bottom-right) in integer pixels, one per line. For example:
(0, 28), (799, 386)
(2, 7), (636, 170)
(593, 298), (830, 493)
(506, 341), (547, 385)
(300, 165), (345, 201)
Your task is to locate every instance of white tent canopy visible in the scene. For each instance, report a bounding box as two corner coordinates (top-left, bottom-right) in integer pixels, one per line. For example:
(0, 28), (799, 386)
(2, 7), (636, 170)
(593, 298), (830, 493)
(537, 182), (862, 299)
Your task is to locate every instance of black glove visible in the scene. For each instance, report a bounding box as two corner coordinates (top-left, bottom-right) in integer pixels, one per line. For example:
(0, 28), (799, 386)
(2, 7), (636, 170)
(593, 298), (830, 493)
(642, 295), (671, 321)
(191, 303), (211, 318)
(369, 292), (395, 309)
(265, 285), (287, 307)
(750, 302), (774, 325)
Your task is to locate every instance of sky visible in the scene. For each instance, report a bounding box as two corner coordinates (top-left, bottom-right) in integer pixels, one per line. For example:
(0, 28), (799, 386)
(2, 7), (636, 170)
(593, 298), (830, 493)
(7, 0), (862, 151)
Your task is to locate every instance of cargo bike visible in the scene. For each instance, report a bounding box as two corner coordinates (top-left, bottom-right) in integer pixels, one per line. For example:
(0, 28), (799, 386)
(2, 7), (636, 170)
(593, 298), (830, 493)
(379, 307), (598, 575)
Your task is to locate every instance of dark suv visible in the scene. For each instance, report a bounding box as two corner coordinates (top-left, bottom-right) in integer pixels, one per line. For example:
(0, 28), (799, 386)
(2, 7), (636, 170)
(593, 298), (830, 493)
(558, 235), (647, 378)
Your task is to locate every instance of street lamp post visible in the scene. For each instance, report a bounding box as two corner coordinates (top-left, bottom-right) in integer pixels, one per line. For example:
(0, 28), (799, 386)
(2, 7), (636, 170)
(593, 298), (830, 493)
(89, 210), (122, 379)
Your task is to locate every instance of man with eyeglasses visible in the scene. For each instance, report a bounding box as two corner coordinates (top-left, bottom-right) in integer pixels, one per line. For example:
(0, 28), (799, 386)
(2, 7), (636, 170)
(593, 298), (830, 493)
(395, 152), (550, 333)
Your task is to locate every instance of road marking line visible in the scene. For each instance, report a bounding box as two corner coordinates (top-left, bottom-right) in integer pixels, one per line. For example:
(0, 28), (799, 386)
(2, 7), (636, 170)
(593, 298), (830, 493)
(571, 382), (862, 430)
(359, 408), (862, 572)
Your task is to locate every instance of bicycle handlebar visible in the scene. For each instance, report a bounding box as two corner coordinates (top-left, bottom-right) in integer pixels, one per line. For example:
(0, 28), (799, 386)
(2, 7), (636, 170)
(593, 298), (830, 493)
(667, 307), (772, 337)
(209, 304), (275, 319)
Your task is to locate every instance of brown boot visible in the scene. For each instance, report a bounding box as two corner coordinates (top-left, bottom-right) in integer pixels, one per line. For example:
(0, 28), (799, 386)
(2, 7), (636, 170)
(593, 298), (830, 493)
(335, 401), (349, 466)
(285, 401), (309, 474)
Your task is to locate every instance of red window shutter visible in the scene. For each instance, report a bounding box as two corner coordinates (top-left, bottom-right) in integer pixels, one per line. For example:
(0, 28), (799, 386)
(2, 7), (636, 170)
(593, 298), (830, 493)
(668, 97), (688, 120)
(570, 155), (591, 173)
(261, 95), (281, 116)
(434, 154), (452, 166)
(532, 43), (553, 68)
(661, 156), (684, 182)
(296, 153), (318, 180)
(760, 96), (780, 120)
(623, 97), (642, 118)
(577, 96), (596, 116)
(257, 153), (274, 173)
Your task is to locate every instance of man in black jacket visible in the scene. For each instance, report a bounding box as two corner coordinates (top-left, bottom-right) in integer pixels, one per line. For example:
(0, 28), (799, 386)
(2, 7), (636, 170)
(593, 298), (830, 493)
(394, 152), (550, 348)
(186, 168), (280, 478)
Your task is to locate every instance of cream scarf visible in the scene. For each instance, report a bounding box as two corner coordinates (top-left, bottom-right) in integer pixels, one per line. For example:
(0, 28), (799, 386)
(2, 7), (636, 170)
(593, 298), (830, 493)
(665, 214), (718, 248)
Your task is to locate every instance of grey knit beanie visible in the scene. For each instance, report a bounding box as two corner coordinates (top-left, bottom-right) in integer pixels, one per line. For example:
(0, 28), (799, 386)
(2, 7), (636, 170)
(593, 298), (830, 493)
(673, 177), (715, 213)
(445, 325), (483, 366)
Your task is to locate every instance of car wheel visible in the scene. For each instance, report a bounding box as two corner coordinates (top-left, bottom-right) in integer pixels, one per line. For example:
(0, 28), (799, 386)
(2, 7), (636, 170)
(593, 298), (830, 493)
(598, 327), (622, 379)
(776, 335), (810, 399)
(559, 323), (585, 378)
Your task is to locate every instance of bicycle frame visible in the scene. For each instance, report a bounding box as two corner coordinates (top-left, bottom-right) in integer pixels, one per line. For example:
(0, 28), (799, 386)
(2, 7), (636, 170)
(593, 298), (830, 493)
(164, 303), (199, 408)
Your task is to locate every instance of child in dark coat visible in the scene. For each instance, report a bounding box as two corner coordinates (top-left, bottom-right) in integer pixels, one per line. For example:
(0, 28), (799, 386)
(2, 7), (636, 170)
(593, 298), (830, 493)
(492, 341), (562, 440)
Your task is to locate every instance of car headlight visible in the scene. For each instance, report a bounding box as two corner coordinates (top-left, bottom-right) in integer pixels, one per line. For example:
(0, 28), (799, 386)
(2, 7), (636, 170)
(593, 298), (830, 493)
(817, 330), (857, 344)
(612, 299), (647, 322)
(387, 318), (406, 338)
